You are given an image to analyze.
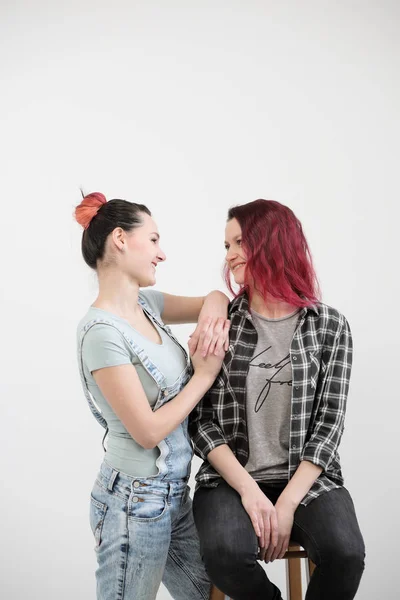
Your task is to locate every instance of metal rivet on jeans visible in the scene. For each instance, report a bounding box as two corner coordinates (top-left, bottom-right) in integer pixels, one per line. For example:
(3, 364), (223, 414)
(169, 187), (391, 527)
(132, 496), (139, 503)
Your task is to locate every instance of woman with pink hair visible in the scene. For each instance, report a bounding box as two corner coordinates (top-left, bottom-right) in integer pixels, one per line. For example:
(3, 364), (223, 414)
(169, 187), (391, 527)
(190, 199), (365, 600)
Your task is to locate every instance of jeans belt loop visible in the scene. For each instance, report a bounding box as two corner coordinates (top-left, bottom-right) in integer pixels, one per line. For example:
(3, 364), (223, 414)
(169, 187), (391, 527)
(107, 468), (119, 491)
(167, 482), (173, 505)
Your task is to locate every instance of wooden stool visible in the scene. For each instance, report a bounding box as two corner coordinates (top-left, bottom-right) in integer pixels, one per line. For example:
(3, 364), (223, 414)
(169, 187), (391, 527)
(209, 541), (316, 600)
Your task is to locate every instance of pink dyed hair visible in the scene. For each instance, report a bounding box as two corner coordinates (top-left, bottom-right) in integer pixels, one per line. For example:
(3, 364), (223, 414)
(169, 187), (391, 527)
(224, 199), (320, 307)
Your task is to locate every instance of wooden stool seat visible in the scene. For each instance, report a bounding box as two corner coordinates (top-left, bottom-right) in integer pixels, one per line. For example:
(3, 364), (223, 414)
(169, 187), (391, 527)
(210, 541), (315, 600)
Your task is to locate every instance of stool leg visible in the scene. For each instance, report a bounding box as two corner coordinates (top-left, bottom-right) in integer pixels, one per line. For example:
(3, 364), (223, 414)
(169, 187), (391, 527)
(210, 585), (226, 600)
(306, 558), (316, 585)
(286, 556), (302, 600)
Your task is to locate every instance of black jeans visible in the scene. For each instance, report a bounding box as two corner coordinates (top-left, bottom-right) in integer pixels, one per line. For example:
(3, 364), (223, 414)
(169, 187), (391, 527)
(193, 481), (365, 600)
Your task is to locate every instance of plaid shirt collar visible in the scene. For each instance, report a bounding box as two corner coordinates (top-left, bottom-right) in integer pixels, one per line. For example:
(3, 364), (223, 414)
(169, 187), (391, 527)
(229, 291), (319, 319)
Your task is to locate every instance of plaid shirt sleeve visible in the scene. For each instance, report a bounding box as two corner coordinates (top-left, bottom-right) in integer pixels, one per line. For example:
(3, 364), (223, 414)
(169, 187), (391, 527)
(189, 387), (228, 461)
(300, 315), (353, 471)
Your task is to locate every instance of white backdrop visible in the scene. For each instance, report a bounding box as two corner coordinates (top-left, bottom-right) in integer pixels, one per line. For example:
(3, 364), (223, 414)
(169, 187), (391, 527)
(1, 1), (398, 599)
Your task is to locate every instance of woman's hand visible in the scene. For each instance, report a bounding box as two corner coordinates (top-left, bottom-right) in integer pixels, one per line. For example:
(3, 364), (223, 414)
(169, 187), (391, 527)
(188, 291), (230, 357)
(240, 483), (278, 560)
(188, 316), (230, 357)
(191, 328), (226, 382)
(265, 499), (295, 563)
(191, 344), (225, 383)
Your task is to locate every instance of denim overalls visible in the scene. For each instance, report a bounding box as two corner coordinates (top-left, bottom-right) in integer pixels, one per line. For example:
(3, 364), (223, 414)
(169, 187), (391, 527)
(77, 297), (210, 600)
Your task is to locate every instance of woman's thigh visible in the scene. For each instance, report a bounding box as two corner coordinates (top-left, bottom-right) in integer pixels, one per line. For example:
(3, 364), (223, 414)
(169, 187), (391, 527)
(163, 486), (211, 600)
(192, 482), (283, 600)
(90, 479), (172, 600)
(291, 487), (365, 565)
(193, 481), (258, 562)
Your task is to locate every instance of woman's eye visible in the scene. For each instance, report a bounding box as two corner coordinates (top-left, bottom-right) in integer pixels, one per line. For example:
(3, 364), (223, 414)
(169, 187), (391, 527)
(237, 239), (242, 246)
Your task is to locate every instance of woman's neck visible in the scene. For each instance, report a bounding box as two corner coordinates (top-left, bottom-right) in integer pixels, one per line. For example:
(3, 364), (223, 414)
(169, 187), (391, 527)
(92, 269), (142, 321)
(249, 290), (298, 319)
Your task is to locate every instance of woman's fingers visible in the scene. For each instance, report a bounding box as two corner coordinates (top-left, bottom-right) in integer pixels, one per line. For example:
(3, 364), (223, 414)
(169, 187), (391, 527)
(221, 319), (231, 353)
(207, 317), (225, 355)
(213, 319), (230, 355)
(264, 512), (279, 562)
(241, 488), (278, 564)
(189, 318), (211, 357)
(200, 317), (213, 356)
(270, 508), (279, 549)
(264, 538), (275, 562)
(189, 317), (230, 358)
(193, 326), (210, 359)
(278, 535), (290, 560)
(250, 512), (262, 546)
(269, 538), (282, 562)
(257, 508), (275, 560)
(188, 319), (205, 356)
(202, 318), (230, 357)
(262, 511), (271, 554)
(187, 333), (197, 356)
(258, 545), (267, 561)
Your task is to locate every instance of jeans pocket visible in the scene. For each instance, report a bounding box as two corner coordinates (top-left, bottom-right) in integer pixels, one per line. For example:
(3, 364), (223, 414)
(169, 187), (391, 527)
(90, 495), (107, 549)
(128, 491), (168, 522)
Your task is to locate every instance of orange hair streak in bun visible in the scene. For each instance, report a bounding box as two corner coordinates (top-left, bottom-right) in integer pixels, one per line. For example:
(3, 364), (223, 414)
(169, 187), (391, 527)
(75, 192), (107, 229)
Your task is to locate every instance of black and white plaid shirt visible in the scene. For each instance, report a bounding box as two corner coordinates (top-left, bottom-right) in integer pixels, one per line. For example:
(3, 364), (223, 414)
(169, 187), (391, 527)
(189, 292), (353, 505)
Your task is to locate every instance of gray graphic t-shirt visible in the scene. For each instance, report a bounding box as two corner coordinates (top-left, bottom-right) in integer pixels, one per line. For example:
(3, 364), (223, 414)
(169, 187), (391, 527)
(245, 308), (300, 481)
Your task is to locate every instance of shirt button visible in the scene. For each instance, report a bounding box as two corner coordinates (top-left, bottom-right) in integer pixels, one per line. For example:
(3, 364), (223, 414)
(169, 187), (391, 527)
(292, 444), (297, 449)
(133, 481), (140, 488)
(292, 356), (297, 361)
(132, 496), (139, 503)
(295, 386), (299, 390)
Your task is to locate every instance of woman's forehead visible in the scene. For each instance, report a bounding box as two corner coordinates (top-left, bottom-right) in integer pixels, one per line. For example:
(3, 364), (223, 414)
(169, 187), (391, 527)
(225, 218), (242, 239)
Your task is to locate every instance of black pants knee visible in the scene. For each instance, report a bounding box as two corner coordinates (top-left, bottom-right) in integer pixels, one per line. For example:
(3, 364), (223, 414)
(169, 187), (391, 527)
(193, 481), (365, 600)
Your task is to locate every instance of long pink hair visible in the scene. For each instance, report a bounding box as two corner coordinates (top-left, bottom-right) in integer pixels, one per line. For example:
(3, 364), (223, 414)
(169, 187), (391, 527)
(224, 199), (320, 307)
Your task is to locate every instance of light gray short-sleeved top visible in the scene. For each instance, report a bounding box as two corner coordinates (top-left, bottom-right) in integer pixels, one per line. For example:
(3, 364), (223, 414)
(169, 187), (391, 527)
(78, 289), (187, 477)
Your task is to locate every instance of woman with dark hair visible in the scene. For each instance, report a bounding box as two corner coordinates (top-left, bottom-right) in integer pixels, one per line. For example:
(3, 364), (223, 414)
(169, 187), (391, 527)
(190, 199), (365, 600)
(75, 192), (230, 600)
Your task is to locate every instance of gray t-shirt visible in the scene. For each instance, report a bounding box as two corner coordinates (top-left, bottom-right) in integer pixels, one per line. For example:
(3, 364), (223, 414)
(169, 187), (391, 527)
(78, 289), (188, 477)
(245, 308), (300, 481)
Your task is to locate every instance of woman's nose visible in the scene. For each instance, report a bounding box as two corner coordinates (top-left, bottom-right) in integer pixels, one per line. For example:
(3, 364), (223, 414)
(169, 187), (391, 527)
(225, 248), (237, 262)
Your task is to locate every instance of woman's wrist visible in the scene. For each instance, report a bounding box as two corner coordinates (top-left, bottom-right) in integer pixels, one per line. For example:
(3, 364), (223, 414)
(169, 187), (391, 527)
(237, 475), (260, 497)
(191, 371), (216, 390)
(275, 492), (298, 512)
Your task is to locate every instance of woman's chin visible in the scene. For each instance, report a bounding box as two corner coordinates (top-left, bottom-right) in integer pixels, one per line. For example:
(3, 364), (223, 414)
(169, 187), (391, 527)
(138, 275), (156, 288)
(233, 274), (244, 286)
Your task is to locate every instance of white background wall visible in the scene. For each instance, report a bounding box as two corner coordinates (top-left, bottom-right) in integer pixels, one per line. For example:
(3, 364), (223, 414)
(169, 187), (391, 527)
(1, 1), (398, 598)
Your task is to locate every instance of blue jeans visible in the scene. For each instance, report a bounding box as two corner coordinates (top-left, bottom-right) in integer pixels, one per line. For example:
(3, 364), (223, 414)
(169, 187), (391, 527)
(193, 481), (365, 600)
(79, 303), (209, 598)
(90, 461), (211, 600)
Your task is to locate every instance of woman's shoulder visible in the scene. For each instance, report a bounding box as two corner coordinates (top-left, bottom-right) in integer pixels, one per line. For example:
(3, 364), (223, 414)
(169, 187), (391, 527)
(77, 311), (133, 372)
(313, 302), (350, 333)
(77, 308), (128, 345)
(138, 288), (164, 319)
